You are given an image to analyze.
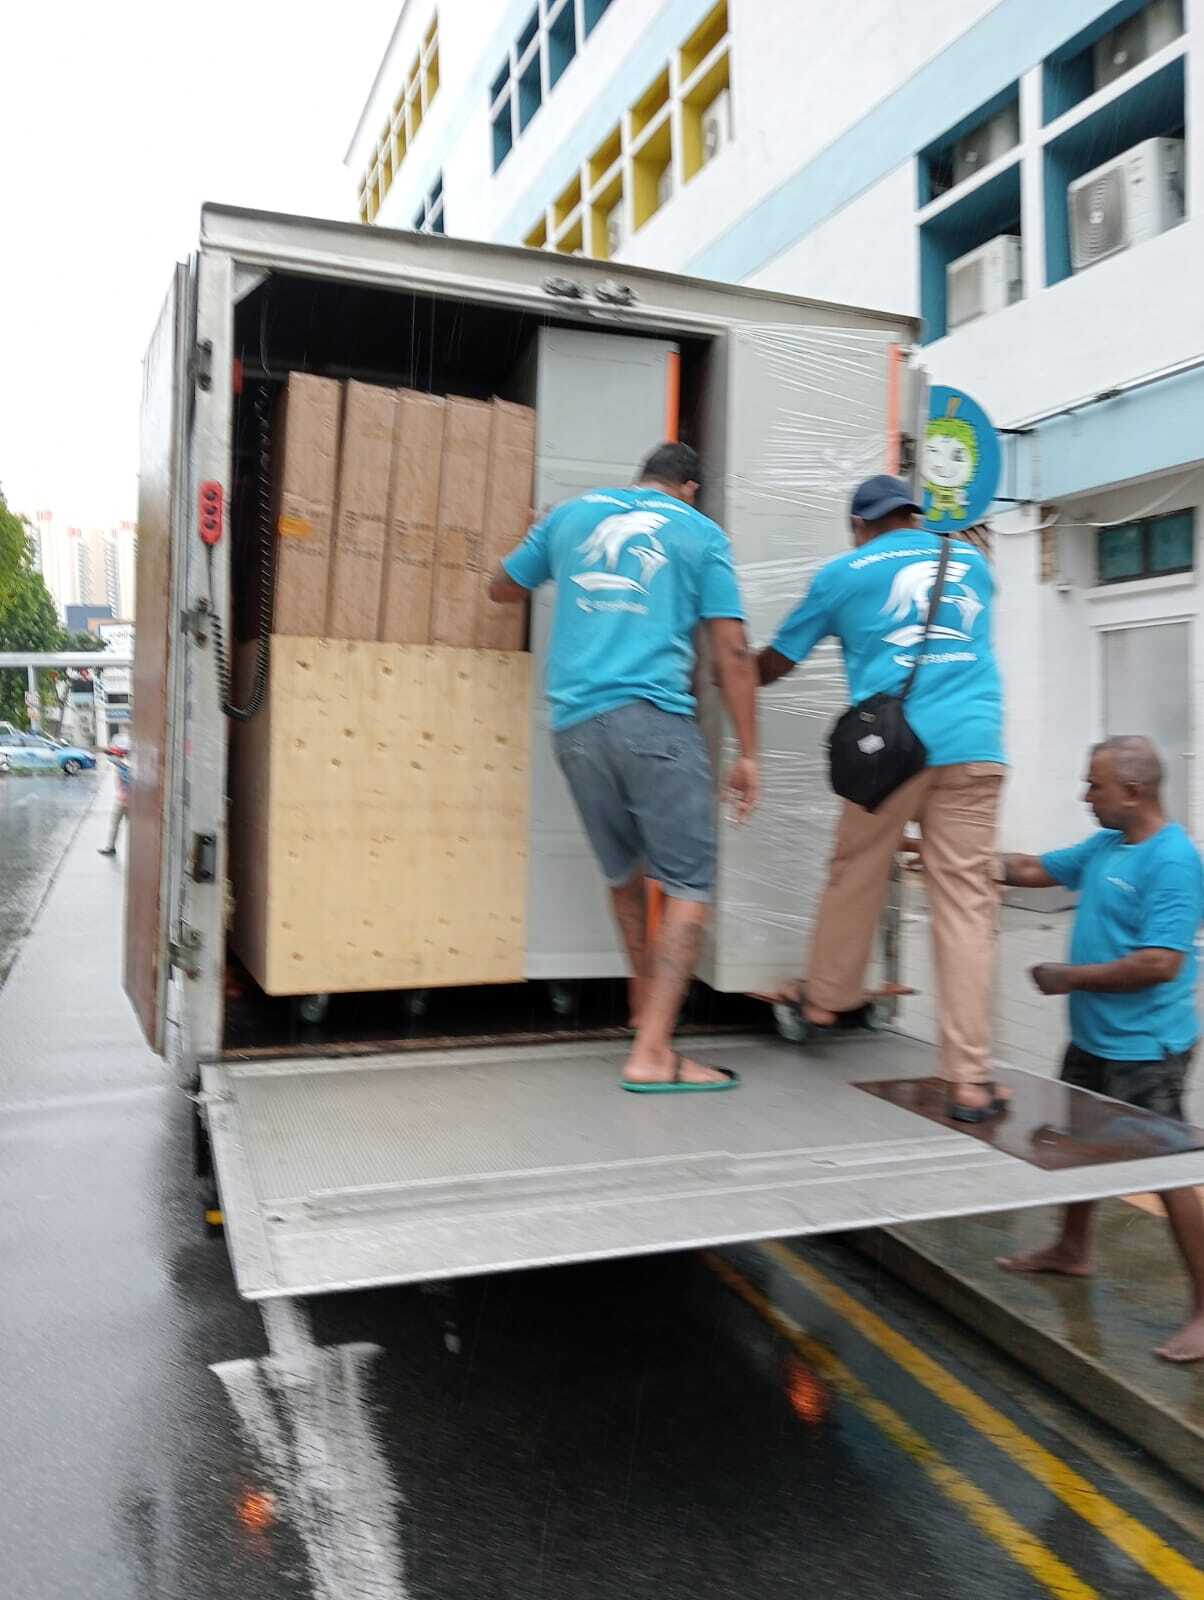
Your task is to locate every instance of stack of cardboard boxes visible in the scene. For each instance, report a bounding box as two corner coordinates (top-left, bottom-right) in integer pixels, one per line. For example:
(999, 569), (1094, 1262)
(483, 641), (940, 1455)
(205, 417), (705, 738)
(230, 374), (537, 997)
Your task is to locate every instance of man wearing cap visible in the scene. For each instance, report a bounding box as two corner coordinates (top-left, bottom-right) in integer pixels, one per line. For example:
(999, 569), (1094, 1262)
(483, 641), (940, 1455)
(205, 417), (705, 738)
(758, 475), (1006, 1120)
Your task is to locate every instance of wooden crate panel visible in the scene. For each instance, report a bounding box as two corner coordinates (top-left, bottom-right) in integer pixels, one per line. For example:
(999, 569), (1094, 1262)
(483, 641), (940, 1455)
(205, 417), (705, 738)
(231, 639), (531, 996)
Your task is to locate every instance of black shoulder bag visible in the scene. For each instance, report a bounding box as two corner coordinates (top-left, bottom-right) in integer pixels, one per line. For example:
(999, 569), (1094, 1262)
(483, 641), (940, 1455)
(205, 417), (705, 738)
(826, 534), (952, 813)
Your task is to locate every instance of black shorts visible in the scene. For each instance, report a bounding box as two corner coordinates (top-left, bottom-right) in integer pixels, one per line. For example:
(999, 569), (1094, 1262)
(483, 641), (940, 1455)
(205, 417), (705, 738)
(1060, 1041), (1194, 1121)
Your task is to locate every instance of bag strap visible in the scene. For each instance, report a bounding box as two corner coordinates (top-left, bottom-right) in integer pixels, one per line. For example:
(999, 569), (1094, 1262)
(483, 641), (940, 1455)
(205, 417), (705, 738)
(901, 534), (952, 701)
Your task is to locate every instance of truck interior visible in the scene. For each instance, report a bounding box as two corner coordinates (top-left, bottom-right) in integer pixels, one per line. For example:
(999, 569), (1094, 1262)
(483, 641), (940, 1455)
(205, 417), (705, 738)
(222, 268), (754, 1060)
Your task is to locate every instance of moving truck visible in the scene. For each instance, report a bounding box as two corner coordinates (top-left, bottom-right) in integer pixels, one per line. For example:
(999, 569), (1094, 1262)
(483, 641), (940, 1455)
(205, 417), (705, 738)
(127, 205), (1204, 1300)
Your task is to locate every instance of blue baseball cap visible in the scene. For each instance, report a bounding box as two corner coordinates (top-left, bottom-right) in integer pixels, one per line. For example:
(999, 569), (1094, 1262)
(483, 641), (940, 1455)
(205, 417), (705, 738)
(851, 474), (921, 522)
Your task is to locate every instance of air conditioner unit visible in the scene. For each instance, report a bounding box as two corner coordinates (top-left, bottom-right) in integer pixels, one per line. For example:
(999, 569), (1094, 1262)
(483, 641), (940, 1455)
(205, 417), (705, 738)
(951, 102), (1020, 187)
(701, 89), (732, 165)
(1068, 137), (1185, 272)
(1094, 0), (1183, 91)
(605, 202), (625, 257)
(656, 165), (675, 209)
(946, 234), (1023, 330)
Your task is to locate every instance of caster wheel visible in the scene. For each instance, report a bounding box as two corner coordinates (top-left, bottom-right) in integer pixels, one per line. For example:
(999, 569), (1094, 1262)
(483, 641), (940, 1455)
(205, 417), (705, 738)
(297, 993), (330, 1026)
(403, 989), (430, 1021)
(548, 981), (579, 1018)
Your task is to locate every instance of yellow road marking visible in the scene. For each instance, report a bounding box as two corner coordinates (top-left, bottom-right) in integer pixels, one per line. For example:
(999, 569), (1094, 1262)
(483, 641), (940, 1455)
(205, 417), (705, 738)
(762, 1240), (1204, 1599)
(705, 1253), (1097, 1600)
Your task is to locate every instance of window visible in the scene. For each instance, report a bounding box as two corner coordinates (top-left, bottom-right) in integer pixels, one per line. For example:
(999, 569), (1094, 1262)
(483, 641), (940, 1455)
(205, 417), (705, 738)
(414, 175), (445, 235)
(359, 11), (440, 223)
(519, 3), (732, 256)
(490, 0), (615, 171)
(1097, 509), (1195, 583)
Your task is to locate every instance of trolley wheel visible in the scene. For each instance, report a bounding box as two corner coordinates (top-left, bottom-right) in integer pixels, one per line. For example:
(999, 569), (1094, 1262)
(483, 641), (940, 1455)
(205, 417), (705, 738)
(296, 992), (330, 1026)
(403, 989), (430, 1021)
(547, 980), (580, 1018)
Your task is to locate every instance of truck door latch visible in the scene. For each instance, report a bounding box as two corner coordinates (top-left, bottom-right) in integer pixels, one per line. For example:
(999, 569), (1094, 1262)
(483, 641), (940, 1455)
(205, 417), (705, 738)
(169, 923), (202, 980)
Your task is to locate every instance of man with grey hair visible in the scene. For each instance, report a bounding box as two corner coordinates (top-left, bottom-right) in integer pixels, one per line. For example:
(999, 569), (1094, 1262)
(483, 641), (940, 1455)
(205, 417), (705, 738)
(998, 735), (1204, 1362)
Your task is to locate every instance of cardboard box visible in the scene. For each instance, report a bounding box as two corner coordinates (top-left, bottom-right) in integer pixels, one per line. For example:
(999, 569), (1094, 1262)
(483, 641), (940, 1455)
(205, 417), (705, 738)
(327, 381), (398, 640)
(476, 400), (536, 651)
(272, 374), (342, 637)
(230, 638), (531, 995)
(430, 397), (492, 648)
(378, 390), (446, 645)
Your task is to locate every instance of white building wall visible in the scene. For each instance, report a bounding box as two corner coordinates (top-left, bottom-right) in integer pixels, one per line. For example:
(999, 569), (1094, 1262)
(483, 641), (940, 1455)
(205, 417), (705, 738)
(350, 0), (1204, 850)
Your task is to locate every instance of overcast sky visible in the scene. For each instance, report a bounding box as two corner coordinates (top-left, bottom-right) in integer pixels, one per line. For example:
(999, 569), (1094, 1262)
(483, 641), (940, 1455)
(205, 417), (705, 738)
(0, 0), (401, 528)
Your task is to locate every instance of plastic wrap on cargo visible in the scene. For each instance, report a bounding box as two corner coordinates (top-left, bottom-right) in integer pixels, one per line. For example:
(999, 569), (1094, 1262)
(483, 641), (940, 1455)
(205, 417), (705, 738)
(704, 323), (900, 991)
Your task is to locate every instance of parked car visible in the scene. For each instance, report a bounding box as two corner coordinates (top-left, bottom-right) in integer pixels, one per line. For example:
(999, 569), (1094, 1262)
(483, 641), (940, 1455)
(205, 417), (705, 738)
(0, 732), (97, 774)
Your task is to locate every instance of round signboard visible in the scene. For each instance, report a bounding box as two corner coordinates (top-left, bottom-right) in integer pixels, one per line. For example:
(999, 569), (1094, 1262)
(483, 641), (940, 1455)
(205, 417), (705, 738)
(922, 385), (1001, 533)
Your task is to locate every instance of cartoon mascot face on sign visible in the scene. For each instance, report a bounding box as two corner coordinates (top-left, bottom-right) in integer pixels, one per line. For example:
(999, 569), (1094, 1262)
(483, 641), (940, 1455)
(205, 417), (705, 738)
(923, 416), (978, 520)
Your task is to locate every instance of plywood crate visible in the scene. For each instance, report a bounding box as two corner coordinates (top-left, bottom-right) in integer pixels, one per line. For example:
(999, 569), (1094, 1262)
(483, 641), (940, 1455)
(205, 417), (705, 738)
(230, 638), (531, 996)
(272, 373), (342, 636)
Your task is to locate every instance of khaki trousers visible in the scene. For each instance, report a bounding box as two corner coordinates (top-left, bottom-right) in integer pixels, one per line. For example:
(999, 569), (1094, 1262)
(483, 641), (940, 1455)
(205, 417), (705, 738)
(807, 762), (1004, 1086)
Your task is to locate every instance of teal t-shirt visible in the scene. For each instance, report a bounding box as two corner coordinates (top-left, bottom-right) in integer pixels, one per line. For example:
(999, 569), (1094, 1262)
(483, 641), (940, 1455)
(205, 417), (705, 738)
(1041, 823), (1203, 1060)
(770, 530), (1004, 767)
(502, 488), (744, 732)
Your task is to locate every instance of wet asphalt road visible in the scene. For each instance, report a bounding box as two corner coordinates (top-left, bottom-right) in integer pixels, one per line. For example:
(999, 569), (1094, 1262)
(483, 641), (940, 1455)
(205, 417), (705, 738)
(0, 769), (98, 986)
(2, 780), (1203, 1600)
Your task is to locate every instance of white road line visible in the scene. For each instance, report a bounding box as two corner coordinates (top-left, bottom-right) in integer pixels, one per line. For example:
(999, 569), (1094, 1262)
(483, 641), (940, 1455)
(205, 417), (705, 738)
(212, 1297), (409, 1600)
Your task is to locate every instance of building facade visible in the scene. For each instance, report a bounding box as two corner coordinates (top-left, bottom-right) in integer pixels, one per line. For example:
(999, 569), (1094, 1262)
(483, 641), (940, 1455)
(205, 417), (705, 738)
(348, 0), (1202, 849)
(31, 514), (137, 623)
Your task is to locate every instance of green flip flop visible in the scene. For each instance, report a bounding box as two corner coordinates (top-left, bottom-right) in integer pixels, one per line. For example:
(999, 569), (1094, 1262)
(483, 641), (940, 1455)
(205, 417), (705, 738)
(621, 1053), (741, 1094)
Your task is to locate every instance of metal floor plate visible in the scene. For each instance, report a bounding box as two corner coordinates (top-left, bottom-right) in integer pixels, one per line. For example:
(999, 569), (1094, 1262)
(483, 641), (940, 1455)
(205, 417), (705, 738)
(201, 1033), (1204, 1299)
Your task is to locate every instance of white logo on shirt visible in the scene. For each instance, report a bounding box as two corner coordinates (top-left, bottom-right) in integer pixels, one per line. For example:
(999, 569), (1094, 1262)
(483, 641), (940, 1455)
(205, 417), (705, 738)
(1106, 875), (1137, 895)
(879, 557), (984, 665)
(572, 511), (670, 599)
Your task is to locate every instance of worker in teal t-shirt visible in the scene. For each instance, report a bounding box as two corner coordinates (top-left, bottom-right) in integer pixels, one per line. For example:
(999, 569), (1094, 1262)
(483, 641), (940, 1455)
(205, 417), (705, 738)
(756, 475), (1006, 1122)
(1000, 735), (1204, 1364)
(489, 442), (758, 1097)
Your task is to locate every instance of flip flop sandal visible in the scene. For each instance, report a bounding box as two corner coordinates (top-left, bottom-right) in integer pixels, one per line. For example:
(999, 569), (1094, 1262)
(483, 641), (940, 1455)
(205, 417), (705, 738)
(622, 1052), (741, 1094)
(947, 1082), (1010, 1124)
(773, 998), (878, 1044)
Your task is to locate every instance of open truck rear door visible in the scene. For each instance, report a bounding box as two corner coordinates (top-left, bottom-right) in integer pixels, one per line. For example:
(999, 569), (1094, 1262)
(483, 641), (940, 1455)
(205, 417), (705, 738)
(125, 264), (192, 1054)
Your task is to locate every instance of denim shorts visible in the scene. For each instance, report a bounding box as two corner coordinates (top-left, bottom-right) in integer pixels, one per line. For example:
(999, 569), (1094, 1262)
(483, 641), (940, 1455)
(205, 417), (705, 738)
(1061, 1041), (1193, 1120)
(552, 700), (717, 902)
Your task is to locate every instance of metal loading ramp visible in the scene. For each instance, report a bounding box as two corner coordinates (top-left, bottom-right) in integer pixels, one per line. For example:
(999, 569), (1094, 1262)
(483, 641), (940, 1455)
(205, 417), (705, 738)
(201, 1033), (1204, 1300)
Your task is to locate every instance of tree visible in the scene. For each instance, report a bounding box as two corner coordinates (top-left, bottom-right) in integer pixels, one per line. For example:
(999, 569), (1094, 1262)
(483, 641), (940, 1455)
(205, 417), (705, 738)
(0, 494), (29, 607)
(0, 489), (68, 727)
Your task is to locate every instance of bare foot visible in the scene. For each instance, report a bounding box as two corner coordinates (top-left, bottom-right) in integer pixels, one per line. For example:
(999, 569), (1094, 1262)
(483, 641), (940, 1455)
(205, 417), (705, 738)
(803, 1004), (838, 1028)
(623, 1050), (730, 1086)
(627, 976), (647, 1031)
(1155, 1315), (1204, 1363)
(996, 1245), (1093, 1277)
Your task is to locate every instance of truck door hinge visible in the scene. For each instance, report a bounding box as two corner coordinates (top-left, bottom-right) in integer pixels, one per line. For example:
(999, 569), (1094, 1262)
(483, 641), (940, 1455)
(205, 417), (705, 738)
(543, 276), (585, 300)
(169, 923), (202, 979)
(190, 832), (217, 884)
(191, 339), (214, 392)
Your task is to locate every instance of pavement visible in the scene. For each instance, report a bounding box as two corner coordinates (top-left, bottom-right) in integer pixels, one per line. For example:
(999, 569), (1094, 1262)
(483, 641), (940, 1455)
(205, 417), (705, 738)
(2, 775), (1203, 1599)
(871, 875), (1204, 1494)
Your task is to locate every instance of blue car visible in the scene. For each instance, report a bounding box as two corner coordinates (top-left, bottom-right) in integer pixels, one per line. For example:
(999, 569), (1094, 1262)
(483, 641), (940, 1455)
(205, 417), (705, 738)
(0, 732), (97, 774)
